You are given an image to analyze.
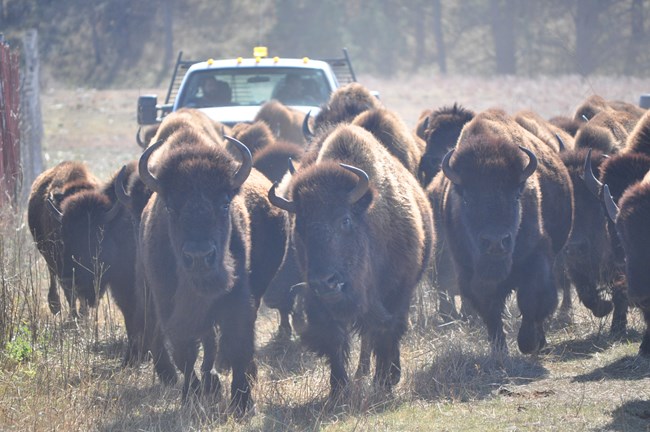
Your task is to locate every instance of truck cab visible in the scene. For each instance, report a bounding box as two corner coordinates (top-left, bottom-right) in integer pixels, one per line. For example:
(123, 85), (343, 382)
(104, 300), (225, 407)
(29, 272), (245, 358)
(137, 47), (356, 128)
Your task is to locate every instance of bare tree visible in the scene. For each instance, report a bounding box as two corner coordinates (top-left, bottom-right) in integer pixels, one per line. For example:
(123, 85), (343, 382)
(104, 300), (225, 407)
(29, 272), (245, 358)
(490, 0), (516, 74)
(432, 0), (447, 74)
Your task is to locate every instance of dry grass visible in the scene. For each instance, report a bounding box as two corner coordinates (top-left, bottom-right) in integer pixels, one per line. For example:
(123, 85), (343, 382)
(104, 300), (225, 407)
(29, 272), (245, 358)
(2, 74), (649, 431)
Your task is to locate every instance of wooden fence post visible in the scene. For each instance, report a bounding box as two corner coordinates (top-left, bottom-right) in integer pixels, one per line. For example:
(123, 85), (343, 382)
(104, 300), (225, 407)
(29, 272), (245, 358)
(20, 29), (43, 204)
(0, 34), (21, 209)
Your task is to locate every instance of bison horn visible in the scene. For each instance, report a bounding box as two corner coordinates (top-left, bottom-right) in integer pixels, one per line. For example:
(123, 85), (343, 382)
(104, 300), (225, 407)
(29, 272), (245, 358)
(603, 184), (619, 223)
(582, 114), (590, 122)
(518, 146), (538, 183)
(441, 149), (463, 186)
(340, 163), (370, 204)
(555, 133), (566, 152)
(138, 139), (164, 195)
(581, 148), (603, 198)
(288, 157), (296, 175)
(136, 126), (146, 148)
(99, 198), (122, 225)
(47, 198), (63, 224)
(302, 110), (314, 140)
(268, 182), (296, 213)
(114, 165), (132, 210)
(224, 135), (253, 189)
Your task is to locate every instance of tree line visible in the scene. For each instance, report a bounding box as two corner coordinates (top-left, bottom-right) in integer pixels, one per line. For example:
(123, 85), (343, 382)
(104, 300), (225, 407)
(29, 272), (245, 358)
(1, 0), (648, 87)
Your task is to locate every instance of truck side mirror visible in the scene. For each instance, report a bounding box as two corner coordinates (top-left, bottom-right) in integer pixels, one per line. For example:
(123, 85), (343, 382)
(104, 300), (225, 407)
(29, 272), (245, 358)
(137, 95), (159, 125)
(640, 94), (650, 109)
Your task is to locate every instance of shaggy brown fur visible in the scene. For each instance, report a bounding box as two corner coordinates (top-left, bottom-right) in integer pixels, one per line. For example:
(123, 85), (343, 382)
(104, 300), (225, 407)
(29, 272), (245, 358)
(254, 100), (306, 145)
(610, 172), (650, 356)
(418, 104), (475, 187)
(515, 110), (575, 152)
(352, 108), (424, 176)
(549, 116), (582, 137)
(253, 140), (304, 183)
(230, 121), (276, 155)
(27, 161), (99, 317)
(624, 110), (650, 156)
(312, 83), (382, 133)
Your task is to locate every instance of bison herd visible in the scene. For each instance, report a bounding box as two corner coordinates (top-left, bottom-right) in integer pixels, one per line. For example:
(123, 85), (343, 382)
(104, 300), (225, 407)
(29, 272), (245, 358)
(28, 84), (650, 416)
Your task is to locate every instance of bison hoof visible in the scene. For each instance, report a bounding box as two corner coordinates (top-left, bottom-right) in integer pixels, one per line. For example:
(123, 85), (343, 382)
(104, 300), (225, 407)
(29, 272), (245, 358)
(48, 297), (61, 315)
(590, 299), (614, 318)
(517, 321), (543, 354)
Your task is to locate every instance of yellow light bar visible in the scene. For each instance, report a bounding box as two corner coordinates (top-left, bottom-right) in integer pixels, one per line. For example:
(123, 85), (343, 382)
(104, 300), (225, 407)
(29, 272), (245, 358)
(273, 56), (279, 64)
(254, 46), (268, 58)
(255, 56), (261, 64)
(302, 57), (310, 64)
(207, 58), (214, 65)
(237, 57), (243, 64)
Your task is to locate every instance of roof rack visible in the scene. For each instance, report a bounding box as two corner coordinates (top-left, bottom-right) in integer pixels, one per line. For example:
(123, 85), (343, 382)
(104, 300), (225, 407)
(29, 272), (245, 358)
(164, 51), (203, 105)
(322, 48), (357, 86)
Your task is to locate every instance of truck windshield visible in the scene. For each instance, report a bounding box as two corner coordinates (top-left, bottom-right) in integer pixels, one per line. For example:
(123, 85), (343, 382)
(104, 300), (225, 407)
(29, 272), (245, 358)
(177, 67), (332, 108)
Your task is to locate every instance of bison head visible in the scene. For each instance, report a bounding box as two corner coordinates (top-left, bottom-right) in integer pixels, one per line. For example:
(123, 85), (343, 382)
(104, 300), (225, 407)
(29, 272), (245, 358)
(49, 190), (122, 306)
(442, 138), (537, 283)
(269, 161), (374, 318)
(139, 135), (252, 297)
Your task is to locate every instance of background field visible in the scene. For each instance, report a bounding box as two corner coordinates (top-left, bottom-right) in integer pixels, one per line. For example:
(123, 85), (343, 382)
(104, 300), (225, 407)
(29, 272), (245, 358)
(2, 73), (650, 431)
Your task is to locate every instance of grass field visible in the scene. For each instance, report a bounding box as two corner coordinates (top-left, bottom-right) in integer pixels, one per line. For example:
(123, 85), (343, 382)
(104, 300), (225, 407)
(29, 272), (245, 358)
(1, 73), (649, 431)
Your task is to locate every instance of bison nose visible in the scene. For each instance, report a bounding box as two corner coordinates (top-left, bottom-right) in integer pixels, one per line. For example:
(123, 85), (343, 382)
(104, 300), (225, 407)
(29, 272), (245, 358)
(309, 272), (345, 300)
(182, 242), (217, 271)
(479, 233), (512, 256)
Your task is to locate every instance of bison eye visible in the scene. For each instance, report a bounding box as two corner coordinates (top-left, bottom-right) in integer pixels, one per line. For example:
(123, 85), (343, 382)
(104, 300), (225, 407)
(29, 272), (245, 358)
(221, 202), (230, 212)
(341, 216), (351, 230)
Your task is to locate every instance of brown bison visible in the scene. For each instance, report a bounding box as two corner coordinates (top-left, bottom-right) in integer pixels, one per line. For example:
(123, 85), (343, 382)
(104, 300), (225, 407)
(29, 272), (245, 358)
(310, 82), (382, 135)
(623, 110), (650, 155)
(269, 124), (433, 397)
(253, 140), (304, 184)
(574, 95), (645, 123)
(603, 171), (650, 356)
(548, 116), (582, 137)
(47, 163), (148, 365)
(559, 148), (620, 326)
(514, 110), (575, 153)
(428, 109), (573, 354)
(574, 110), (640, 154)
(28, 161), (100, 317)
(229, 121), (276, 155)
(254, 100), (306, 145)
(138, 131), (257, 413)
(352, 108), (424, 176)
(417, 104), (475, 187)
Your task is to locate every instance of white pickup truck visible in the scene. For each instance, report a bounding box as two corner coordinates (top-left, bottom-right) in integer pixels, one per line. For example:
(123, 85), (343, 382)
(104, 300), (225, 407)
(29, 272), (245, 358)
(137, 46), (357, 128)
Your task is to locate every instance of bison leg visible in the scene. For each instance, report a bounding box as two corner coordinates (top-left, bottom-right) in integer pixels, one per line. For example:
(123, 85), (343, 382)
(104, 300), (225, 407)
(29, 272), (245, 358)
(354, 333), (371, 379)
(215, 290), (256, 417)
(200, 330), (221, 398)
(639, 310), (650, 357)
(610, 281), (629, 335)
(516, 252), (558, 355)
(150, 324), (177, 385)
(570, 271), (613, 318)
(168, 336), (201, 400)
(47, 268), (61, 315)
